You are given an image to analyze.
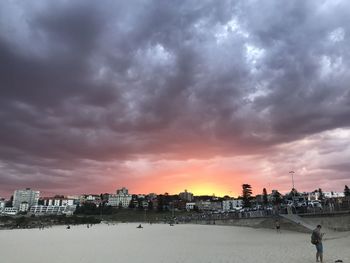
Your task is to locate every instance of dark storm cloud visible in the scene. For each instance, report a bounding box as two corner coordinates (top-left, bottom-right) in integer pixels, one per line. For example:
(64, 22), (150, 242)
(0, 0), (350, 194)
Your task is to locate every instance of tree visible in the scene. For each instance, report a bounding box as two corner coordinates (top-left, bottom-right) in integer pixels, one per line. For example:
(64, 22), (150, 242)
(148, 200), (153, 210)
(262, 188), (268, 206)
(15, 216), (27, 227)
(242, 184), (252, 208)
(272, 190), (282, 206)
(157, 195), (164, 212)
(318, 188), (324, 202)
(344, 185), (350, 197)
(5, 200), (12, 207)
(5, 196), (13, 207)
(129, 200), (135, 209)
(74, 203), (98, 215)
(290, 188), (300, 197)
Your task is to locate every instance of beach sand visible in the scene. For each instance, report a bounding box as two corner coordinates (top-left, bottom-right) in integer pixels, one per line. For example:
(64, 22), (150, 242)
(0, 223), (349, 263)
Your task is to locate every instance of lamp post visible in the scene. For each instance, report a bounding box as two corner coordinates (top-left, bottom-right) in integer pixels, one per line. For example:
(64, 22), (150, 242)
(289, 171), (296, 212)
(289, 171), (295, 190)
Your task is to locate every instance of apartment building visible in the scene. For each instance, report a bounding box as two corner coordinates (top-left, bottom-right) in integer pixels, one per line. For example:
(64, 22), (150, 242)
(42, 197), (75, 206)
(30, 205), (76, 215)
(179, 190), (194, 202)
(2, 207), (18, 215)
(108, 187), (132, 208)
(222, 199), (243, 211)
(13, 188), (39, 209)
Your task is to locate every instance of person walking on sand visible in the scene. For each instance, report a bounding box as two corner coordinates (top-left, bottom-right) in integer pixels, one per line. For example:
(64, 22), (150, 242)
(311, 225), (324, 262)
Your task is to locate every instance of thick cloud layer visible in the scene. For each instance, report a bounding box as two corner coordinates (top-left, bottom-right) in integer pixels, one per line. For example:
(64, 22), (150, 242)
(0, 0), (349, 196)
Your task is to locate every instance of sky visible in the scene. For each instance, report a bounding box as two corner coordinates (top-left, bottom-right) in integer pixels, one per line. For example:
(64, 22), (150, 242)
(0, 0), (350, 198)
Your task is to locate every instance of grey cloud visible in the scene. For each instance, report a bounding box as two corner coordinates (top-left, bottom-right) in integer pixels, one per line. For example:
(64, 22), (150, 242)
(0, 0), (350, 195)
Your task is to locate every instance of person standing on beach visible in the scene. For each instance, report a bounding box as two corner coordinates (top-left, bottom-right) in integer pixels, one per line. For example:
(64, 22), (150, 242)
(275, 220), (281, 233)
(311, 225), (324, 263)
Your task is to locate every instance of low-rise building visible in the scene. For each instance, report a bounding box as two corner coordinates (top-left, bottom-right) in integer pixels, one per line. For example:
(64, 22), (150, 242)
(0, 199), (5, 211)
(82, 195), (100, 202)
(185, 202), (196, 211)
(30, 205), (76, 215)
(210, 201), (222, 211)
(222, 199), (243, 211)
(19, 202), (29, 212)
(108, 187), (132, 208)
(195, 200), (211, 211)
(2, 207), (18, 215)
(41, 197), (75, 206)
(308, 191), (321, 201)
(68, 196), (80, 204)
(323, 192), (345, 198)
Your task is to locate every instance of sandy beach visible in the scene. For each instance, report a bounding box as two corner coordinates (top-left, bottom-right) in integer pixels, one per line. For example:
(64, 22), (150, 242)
(0, 223), (349, 263)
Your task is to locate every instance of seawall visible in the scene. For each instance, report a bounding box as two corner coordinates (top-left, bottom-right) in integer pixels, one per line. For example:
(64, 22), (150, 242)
(195, 213), (350, 232)
(300, 213), (350, 231)
(195, 217), (309, 233)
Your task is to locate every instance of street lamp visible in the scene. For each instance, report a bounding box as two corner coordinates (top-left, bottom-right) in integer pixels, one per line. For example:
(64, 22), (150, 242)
(289, 171), (296, 211)
(289, 171), (295, 190)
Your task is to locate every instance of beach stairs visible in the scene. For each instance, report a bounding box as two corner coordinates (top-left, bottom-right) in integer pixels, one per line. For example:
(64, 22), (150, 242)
(279, 214), (315, 231)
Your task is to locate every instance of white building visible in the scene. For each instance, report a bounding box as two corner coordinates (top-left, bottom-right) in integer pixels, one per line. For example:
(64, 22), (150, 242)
(19, 202), (29, 212)
(307, 191), (345, 201)
(323, 192), (345, 198)
(222, 199), (243, 211)
(179, 190), (194, 202)
(66, 195), (80, 202)
(30, 205), (76, 215)
(117, 187), (129, 195)
(211, 201), (222, 211)
(0, 199), (5, 211)
(185, 202), (196, 211)
(108, 187), (132, 208)
(195, 201), (212, 211)
(2, 207), (18, 215)
(13, 188), (39, 209)
(42, 197), (75, 206)
(85, 195), (99, 201)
